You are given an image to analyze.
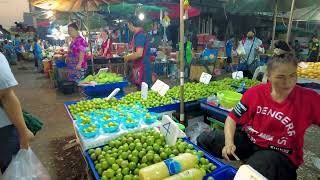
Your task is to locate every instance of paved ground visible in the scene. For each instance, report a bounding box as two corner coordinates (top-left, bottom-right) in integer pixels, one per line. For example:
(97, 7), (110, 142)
(9, 62), (320, 179)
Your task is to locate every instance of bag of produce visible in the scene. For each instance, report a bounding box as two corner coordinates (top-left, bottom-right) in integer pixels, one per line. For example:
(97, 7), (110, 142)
(23, 110), (44, 135)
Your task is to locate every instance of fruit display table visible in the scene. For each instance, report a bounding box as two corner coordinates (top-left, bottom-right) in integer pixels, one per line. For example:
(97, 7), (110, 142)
(64, 101), (162, 150)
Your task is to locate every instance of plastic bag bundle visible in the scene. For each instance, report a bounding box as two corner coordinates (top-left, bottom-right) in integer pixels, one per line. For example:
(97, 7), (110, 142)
(3, 148), (50, 180)
(185, 121), (211, 144)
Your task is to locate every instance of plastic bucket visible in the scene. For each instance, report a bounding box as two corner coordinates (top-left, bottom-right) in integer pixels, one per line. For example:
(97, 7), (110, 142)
(217, 91), (242, 108)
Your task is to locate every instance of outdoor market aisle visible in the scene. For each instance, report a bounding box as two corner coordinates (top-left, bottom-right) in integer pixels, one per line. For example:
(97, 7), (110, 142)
(11, 62), (88, 180)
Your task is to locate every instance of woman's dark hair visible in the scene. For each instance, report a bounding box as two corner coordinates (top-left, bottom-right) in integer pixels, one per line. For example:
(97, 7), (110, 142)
(68, 23), (79, 31)
(267, 40), (298, 74)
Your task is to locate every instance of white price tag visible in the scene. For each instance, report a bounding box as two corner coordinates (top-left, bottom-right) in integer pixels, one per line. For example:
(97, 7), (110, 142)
(199, 72), (212, 84)
(298, 62), (308, 69)
(232, 71), (244, 80)
(141, 82), (148, 100)
(98, 68), (109, 74)
(151, 80), (170, 96)
(160, 115), (180, 146)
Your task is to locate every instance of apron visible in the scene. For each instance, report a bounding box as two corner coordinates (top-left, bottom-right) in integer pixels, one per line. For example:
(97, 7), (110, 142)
(131, 31), (149, 85)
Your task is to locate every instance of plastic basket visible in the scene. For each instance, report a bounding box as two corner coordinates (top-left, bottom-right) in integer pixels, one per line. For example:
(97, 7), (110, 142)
(147, 102), (179, 113)
(84, 137), (228, 180)
(204, 166), (237, 180)
(217, 91), (242, 109)
(55, 59), (66, 68)
(82, 80), (128, 96)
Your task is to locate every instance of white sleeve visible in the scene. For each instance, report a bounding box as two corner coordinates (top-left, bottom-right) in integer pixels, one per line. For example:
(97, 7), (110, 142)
(0, 53), (18, 90)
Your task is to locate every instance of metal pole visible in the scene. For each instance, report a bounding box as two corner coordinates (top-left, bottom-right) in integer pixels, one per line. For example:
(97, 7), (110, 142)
(287, 0), (296, 43)
(85, 1), (95, 75)
(271, 0), (278, 50)
(179, 0), (185, 124)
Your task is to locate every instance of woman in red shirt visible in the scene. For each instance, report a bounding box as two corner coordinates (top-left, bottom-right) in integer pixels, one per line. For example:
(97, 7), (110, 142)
(197, 41), (320, 180)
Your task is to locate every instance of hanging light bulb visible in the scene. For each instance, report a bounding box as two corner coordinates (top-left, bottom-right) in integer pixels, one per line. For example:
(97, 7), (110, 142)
(46, 10), (54, 18)
(138, 13), (145, 21)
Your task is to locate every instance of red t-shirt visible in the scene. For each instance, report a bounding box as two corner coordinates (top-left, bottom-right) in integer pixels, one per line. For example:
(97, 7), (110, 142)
(229, 83), (320, 167)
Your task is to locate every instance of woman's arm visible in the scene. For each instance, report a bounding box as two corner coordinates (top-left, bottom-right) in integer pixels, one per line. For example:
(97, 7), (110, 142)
(76, 51), (85, 70)
(222, 116), (237, 161)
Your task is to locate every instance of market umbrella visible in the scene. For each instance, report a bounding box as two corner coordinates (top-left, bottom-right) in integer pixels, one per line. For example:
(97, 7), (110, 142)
(99, 2), (168, 15)
(32, 0), (119, 12)
(32, 0), (120, 74)
(148, 2), (200, 19)
(292, 5), (320, 22)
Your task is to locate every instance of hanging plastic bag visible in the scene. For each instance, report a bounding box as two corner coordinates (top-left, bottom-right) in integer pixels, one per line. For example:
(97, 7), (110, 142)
(2, 148), (50, 180)
(185, 121), (211, 144)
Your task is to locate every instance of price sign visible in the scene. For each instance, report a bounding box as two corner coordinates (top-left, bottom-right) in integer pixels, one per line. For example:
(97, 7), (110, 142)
(160, 115), (180, 146)
(234, 165), (267, 180)
(298, 62), (308, 69)
(232, 71), (244, 80)
(141, 82), (148, 100)
(98, 68), (109, 74)
(151, 80), (170, 96)
(199, 72), (212, 84)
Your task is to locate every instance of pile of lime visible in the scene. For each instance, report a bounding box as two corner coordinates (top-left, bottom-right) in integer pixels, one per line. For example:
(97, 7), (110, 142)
(104, 122), (118, 128)
(119, 91), (176, 108)
(68, 98), (119, 117)
(87, 129), (217, 180)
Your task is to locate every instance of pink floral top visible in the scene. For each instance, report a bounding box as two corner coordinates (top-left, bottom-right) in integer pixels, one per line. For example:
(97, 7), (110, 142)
(69, 36), (88, 68)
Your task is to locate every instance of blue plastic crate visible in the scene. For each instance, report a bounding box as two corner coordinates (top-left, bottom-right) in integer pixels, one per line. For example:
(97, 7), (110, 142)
(198, 99), (230, 121)
(182, 138), (226, 169)
(204, 166), (237, 180)
(147, 102), (180, 113)
(84, 137), (228, 180)
(82, 80), (128, 96)
(83, 90), (125, 100)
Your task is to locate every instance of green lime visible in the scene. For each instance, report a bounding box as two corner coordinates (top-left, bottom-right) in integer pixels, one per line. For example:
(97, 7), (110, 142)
(142, 143), (148, 148)
(101, 161), (109, 170)
(135, 143), (143, 151)
(97, 168), (103, 175)
(153, 155), (161, 163)
(164, 148), (172, 155)
(160, 152), (168, 160)
(133, 168), (140, 175)
(141, 156), (148, 163)
(146, 153), (154, 162)
(123, 174), (133, 180)
(88, 149), (95, 155)
(129, 143), (135, 150)
(90, 153), (97, 160)
(101, 175), (108, 180)
(106, 168), (115, 178)
(107, 157), (116, 165)
(169, 154), (175, 158)
(128, 162), (136, 170)
(138, 150), (146, 158)
(132, 175), (140, 180)
(116, 158), (123, 166)
(207, 177), (215, 180)
(131, 156), (139, 163)
(140, 163), (148, 169)
(121, 160), (129, 168)
(123, 143), (129, 151)
(122, 167), (130, 175)
(121, 152), (129, 160)
(115, 173), (123, 180)
(132, 150), (139, 157)
(112, 164), (120, 171)
(95, 148), (102, 155)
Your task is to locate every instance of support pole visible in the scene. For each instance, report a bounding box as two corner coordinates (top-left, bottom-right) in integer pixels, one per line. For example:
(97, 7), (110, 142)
(271, 0), (278, 50)
(179, 0), (185, 124)
(287, 0), (296, 43)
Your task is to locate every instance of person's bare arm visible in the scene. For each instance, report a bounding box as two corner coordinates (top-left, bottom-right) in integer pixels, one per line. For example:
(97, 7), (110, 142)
(222, 116), (237, 161)
(76, 51), (85, 70)
(124, 47), (144, 62)
(0, 88), (34, 149)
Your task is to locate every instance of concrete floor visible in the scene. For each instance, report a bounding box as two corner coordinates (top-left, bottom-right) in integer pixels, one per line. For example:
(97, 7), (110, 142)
(10, 62), (320, 180)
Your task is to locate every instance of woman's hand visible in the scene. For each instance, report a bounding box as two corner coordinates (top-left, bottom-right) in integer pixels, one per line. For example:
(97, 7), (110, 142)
(19, 129), (34, 149)
(222, 144), (236, 161)
(76, 63), (82, 70)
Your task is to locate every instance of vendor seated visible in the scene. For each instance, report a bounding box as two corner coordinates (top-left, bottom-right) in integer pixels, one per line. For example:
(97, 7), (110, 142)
(197, 40), (320, 180)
